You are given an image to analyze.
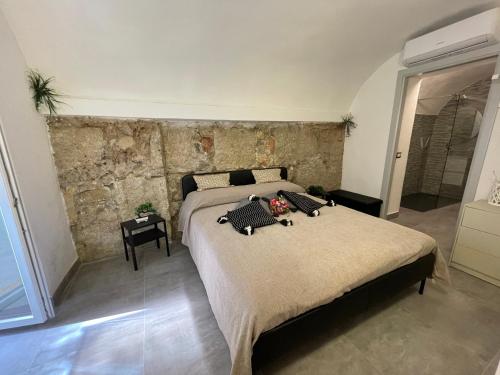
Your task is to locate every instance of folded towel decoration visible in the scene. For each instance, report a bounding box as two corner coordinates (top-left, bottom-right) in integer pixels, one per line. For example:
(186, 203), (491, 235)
(217, 199), (293, 235)
(217, 191), (333, 235)
(277, 190), (335, 216)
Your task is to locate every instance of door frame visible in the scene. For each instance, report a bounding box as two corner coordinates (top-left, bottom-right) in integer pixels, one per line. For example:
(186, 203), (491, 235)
(381, 44), (500, 219)
(0, 121), (52, 329)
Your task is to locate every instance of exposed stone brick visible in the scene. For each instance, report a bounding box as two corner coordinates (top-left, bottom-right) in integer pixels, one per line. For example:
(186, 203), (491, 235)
(200, 136), (214, 154)
(48, 116), (344, 262)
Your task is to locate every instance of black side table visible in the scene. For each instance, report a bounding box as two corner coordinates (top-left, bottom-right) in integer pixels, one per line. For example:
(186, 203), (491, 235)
(326, 189), (383, 217)
(120, 214), (170, 271)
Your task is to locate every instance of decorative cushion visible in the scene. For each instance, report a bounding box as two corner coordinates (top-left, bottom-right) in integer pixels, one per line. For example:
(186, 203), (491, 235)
(193, 173), (230, 191)
(228, 201), (277, 229)
(219, 201), (278, 235)
(252, 168), (282, 184)
(236, 195), (274, 215)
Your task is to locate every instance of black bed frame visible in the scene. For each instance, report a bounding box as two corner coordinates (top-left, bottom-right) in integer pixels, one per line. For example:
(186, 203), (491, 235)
(181, 166), (287, 200)
(181, 167), (435, 370)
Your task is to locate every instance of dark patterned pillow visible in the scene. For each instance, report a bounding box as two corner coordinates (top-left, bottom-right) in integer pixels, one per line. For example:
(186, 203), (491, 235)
(226, 201), (277, 231)
(236, 197), (272, 215)
(218, 195), (294, 235)
(278, 190), (335, 217)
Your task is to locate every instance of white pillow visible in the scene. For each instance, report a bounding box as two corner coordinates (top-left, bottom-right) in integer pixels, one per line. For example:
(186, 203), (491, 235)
(193, 173), (230, 191)
(252, 168), (283, 184)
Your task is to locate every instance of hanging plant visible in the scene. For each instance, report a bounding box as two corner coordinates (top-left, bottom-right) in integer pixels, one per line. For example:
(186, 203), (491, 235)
(341, 112), (357, 137)
(27, 69), (64, 116)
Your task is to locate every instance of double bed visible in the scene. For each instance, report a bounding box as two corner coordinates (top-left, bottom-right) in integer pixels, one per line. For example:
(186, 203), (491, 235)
(178, 167), (449, 375)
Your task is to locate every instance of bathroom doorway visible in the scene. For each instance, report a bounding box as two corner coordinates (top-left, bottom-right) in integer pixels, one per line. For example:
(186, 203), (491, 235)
(400, 60), (495, 212)
(385, 57), (497, 259)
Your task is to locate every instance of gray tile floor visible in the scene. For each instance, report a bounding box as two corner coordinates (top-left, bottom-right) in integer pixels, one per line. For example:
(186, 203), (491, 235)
(1, 205), (500, 374)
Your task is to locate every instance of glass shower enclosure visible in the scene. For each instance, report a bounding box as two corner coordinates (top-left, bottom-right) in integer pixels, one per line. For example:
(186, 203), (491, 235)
(401, 79), (490, 212)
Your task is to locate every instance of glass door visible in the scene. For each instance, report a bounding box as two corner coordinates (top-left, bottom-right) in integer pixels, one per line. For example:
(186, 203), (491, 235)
(437, 93), (487, 202)
(0, 148), (47, 329)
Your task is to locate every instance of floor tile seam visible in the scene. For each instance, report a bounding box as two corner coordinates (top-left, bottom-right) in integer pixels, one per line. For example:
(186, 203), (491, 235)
(23, 329), (48, 373)
(61, 281), (147, 302)
(342, 335), (385, 375)
(400, 296), (496, 366)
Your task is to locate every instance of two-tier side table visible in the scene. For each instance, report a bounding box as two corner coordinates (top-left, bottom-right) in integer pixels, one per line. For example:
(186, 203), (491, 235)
(120, 214), (170, 271)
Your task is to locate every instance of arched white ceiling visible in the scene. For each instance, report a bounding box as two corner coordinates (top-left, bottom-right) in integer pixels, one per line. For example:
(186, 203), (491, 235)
(1, 0), (499, 120)
(416, 58), (496, 115)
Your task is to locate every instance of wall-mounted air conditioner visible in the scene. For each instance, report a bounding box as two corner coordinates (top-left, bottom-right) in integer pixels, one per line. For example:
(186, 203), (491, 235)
(402, 8), (500, 66)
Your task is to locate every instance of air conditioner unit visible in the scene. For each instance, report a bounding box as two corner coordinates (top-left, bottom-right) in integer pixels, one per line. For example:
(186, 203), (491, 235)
(402, 8), (500, 66)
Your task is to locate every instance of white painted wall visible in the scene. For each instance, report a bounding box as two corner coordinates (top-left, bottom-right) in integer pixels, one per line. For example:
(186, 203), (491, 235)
(0, 11), (77, 295)
(49, 97), (341, 122)
(475, 107), (500, 199)
(387, 77), (422, 215)
(1, 0), (495, 121)
(344, 51), (500, 208)
(342, 53), (404, 198)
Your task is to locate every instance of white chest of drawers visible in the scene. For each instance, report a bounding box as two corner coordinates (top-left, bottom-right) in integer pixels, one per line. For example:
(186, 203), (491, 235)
(450, 200), (500, 287)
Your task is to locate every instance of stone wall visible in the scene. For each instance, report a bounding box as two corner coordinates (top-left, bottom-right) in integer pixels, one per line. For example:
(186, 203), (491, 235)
(48, 116), (344, 262)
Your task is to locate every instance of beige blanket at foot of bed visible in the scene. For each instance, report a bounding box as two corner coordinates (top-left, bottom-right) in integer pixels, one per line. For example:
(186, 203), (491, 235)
(179, 182), (450, 375)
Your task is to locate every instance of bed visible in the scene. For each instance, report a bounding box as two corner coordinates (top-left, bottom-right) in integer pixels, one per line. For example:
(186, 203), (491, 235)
(178, 167), (449, 375)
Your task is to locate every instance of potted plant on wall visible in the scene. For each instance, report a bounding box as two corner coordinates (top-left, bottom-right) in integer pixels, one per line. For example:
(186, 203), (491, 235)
(341, 112), (357, 137)
(27, 69), (64, 116)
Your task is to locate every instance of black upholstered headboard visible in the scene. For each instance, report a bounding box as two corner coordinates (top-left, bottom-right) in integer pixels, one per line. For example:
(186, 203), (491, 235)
(181, 167), (288, 200)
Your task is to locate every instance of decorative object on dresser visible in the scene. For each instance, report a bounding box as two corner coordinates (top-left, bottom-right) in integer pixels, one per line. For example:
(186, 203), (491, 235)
(450, 200), (500, 286)
(487, 171), (500, 206)
(120, 214), (170, 271)
(325, 189), (383, 217)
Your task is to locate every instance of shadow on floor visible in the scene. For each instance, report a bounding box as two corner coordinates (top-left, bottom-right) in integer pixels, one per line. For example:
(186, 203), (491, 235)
(2, 231), (500, 375)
